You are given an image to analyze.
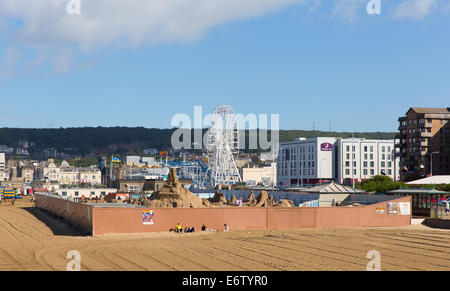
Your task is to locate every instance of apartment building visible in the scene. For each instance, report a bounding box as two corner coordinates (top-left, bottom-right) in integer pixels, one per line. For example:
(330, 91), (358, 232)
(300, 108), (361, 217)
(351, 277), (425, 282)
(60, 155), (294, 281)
(396, 107), (450, 180)
(277, 137), (399, 187)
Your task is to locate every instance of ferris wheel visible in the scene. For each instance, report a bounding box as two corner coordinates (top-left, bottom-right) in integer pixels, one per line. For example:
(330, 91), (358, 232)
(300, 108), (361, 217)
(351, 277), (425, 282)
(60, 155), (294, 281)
(204, 105), (242, 187)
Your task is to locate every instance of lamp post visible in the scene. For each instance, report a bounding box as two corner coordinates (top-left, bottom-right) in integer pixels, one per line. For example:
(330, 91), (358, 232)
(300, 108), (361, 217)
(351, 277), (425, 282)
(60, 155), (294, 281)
(430, 151), (439, 176)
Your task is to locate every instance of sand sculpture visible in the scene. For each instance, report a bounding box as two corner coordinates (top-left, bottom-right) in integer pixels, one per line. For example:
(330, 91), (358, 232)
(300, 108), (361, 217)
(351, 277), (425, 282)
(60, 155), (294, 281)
(230, 195), (237, 205)
(276, 199), (294, 207)
(246, 191), (257, 205)
(211, 190), (227, 204)
(145, 168), (207, 208)
(255, 190), (269, 207)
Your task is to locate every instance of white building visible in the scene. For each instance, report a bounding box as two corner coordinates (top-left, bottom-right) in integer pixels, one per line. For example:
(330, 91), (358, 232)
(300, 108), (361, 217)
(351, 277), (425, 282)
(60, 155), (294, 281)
(277, 137), (336, 187)
(0, 153), (5, 172)
(40, 159), (102, 185)
(336, 138), (400, 185)
(240, 163), (277, 186)
(0, 153), (7, 182)
(277, 137), (399, 187)
(55, 188), (117, 199)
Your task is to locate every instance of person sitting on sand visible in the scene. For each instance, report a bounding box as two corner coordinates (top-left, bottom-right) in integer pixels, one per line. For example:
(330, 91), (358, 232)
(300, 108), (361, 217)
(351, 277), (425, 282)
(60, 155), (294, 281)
(201, 224), (207, 231)
(176, 223), (183, 234)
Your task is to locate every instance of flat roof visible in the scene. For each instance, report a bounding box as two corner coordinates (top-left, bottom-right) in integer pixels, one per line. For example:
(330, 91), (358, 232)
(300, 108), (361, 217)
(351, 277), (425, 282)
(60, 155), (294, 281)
(388, 188), (450, 195)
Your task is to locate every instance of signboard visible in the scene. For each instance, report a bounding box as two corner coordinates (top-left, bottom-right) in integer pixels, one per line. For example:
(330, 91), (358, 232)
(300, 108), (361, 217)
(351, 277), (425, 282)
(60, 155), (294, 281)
(320, 143), (333, 151)
(143, 210), (154, 225)
(399, 202), (411, 215)
(387, 202), (399, 215)
(376, 207), (385, 214)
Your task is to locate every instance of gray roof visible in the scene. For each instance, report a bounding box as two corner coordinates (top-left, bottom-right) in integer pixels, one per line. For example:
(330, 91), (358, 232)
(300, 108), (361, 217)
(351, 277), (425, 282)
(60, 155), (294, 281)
(302, 182), (365, 194)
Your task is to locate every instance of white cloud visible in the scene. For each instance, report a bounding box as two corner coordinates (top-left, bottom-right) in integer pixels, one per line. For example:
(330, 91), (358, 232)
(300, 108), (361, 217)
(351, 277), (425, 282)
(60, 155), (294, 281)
(331, 0), (366, 22)
(0, 0), (305, 49)
(0, 0), (449, 76)
(393, 0), (438, 20)
(0, 0), (309, 75)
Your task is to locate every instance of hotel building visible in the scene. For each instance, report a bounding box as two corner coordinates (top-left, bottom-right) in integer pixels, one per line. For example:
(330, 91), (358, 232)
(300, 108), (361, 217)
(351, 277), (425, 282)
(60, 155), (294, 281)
(277, 137), (399, 187)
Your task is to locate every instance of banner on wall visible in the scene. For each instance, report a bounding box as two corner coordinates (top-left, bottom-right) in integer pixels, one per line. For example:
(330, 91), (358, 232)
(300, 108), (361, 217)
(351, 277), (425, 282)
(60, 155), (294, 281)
(387, 202), (399, 215)
(143, 210), (154, 225)
(376, 207), (385, 214)
(399, 202), (411, 215)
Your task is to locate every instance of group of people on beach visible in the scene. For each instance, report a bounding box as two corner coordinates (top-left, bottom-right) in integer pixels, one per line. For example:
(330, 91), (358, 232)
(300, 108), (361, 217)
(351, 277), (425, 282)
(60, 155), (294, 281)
(0, 197), (15, 205)
(171, 223), (229, 233)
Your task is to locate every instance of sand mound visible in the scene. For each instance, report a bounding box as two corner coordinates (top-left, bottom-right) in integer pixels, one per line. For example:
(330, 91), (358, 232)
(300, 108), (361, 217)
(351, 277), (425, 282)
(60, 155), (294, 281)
(145, 168), (205, 208)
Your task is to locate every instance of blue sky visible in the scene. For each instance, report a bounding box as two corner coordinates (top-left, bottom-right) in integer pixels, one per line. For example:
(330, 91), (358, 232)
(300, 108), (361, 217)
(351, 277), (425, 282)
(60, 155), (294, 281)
(0, 0), (449, 131)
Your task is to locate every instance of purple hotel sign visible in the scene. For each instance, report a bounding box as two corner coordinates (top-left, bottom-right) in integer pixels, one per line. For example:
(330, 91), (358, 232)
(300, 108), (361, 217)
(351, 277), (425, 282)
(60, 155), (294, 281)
(320, 143), (333, 151)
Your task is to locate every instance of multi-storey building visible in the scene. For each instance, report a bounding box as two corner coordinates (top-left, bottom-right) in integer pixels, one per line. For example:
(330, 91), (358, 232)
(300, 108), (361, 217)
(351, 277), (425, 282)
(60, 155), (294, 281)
(38, 159), (102, 185)
(396, 107), (450, 180)
(0, 153), (5, 172)
(277, 137), (399, 187)
(335, 138), (400, 185)
(240, 163), (277, 186)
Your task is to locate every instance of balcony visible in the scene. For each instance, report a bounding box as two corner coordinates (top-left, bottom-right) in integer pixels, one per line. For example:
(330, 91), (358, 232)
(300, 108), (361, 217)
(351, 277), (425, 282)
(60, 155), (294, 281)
(420, 132), (433, 138)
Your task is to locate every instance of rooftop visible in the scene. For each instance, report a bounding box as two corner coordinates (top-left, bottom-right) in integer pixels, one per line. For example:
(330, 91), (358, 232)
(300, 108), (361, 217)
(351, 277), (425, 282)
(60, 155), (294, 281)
(406, 175), (450, 185)
(409, 107), (450, 115)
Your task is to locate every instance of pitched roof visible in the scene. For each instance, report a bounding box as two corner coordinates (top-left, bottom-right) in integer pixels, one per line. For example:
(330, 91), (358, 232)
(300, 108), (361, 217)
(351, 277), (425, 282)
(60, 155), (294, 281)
(406, 175), (450, 185)
(409, 107), (450, 115)
(303, 182), (365, 194)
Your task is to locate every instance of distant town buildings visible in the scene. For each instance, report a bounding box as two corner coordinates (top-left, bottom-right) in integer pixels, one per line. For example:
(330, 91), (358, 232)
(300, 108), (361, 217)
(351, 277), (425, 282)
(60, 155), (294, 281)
(0, 153), (5, 172)
(38, 159), (102, 185)
(277, 137), (399, 187)
(55, 188), (117, 199)
(143, 148), (158, 155)
(240, 163), (277, 187)
(396, 107), (450, 180)
(125, 156), (157, 167)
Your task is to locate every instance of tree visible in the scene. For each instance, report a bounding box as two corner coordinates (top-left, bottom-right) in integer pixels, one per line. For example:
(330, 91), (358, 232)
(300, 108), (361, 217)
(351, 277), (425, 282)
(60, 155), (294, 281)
(356, 175), (405, 194)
